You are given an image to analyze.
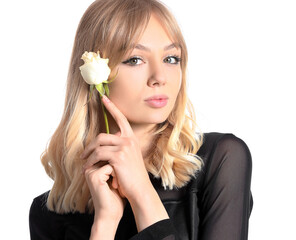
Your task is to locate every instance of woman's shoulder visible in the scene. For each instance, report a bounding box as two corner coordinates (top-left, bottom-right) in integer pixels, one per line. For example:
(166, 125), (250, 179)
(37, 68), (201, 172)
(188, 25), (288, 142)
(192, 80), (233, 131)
(197, 132), (252, 179)
(202, 132), (248, 145)
(29, 191), (67, 219)
(30, 191), (50, 216)
(29, 191), (90, 217)
(29, 191), (57, 238)
(29, 191), (94, 239)
(199, 132), (251, 158)
(198, 131), (252, 174)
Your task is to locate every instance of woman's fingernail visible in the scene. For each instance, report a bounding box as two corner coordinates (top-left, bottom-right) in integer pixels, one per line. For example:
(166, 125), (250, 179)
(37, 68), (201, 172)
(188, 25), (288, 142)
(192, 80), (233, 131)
(102, 95), (110, 103)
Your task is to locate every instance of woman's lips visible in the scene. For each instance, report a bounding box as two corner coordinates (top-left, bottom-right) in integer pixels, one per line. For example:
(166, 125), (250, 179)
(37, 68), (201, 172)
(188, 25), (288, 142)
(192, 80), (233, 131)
(144, 95), (168, 108)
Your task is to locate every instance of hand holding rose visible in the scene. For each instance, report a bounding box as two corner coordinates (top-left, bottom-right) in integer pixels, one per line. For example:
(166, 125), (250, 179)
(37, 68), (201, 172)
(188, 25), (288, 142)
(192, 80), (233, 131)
(81, 95), (153, 202)
(80, 52), (169, 234)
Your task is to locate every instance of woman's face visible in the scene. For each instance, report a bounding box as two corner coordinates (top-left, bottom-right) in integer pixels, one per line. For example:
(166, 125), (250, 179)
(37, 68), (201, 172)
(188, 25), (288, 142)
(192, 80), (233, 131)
(108, 14), (182, 130)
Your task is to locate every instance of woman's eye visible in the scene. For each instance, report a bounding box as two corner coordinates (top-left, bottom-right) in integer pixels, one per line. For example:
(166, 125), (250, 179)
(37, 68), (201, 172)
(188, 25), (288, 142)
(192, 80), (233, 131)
(122, 55), (181, 66)
(164, 56), (181, 64)
(122, 57), (143, 66)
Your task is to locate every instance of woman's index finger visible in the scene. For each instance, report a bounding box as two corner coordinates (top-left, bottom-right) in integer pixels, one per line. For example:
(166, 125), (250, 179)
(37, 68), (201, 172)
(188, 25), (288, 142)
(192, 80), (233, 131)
(102, 95), (133, 137)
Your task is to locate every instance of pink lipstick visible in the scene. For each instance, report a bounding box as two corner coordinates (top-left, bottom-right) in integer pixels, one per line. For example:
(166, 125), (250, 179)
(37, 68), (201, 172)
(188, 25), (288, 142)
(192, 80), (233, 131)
(144, 95), (168, 108)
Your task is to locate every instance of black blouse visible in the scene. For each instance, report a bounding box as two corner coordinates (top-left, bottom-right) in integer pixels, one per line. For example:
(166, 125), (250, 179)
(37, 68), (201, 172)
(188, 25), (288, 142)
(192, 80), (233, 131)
(29, 132), (253, 240)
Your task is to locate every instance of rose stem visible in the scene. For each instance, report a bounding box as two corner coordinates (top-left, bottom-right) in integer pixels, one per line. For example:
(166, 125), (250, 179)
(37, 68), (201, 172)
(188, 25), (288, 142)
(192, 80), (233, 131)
(100, 98), (109, 134)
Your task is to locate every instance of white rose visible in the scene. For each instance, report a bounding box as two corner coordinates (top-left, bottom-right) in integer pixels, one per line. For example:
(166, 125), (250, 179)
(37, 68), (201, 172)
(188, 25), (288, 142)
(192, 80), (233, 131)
(79, 51), (111, 85)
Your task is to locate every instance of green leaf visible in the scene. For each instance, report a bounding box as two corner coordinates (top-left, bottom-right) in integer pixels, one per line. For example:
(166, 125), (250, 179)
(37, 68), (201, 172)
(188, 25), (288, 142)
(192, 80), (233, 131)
(87, 85), (95, 102)
(83, 85), (95, 106)
(89, 85), (95, 99)
(104, 83), (109, 97)
(95, 83), (105, 96)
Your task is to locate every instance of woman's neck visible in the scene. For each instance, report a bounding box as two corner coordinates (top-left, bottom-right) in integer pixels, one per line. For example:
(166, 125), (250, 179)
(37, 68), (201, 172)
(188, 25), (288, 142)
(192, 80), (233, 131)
(105, 113), (157, 158)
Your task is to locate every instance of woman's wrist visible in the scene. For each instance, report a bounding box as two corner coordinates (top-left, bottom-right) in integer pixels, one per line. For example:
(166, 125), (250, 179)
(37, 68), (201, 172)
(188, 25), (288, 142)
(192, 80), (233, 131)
(129, 185), (169, 232)
(90, 217), (120, 240)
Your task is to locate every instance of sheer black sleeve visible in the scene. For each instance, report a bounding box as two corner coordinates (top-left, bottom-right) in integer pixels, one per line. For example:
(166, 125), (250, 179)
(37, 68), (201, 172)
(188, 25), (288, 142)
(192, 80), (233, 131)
(129, 219), (177, 240)
(198, 134), (253, 240)
(129, 133), (253, 240)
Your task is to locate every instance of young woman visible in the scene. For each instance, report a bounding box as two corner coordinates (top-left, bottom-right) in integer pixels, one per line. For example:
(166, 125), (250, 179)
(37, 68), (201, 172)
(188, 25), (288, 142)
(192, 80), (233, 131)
(29, 0), (253, 239)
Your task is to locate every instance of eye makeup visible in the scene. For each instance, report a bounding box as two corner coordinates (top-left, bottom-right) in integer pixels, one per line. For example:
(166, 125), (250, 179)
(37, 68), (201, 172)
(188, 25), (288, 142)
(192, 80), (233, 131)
(122, 55), (181, 66)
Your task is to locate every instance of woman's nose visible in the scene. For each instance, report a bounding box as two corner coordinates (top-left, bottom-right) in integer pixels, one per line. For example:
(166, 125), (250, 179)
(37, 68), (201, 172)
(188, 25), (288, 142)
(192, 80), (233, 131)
(147, 60), (167, 87)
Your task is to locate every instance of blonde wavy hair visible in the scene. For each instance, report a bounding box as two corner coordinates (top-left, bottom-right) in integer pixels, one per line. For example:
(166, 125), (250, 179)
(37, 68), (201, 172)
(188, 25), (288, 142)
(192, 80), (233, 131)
(42, 0), (204, 214)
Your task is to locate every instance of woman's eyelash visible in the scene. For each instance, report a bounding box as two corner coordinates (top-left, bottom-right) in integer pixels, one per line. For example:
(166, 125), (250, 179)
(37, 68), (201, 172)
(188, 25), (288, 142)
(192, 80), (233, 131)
(122, 56), (143, 65)
(122, 55), (182, 66)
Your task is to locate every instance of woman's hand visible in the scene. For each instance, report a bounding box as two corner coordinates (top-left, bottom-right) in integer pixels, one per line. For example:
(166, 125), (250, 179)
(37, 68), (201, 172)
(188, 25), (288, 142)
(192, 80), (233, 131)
(84, 163), (126, 239)
(82, 95), (169, 232)
(84, 162), (125, 221)
(81, 95), (152, 202)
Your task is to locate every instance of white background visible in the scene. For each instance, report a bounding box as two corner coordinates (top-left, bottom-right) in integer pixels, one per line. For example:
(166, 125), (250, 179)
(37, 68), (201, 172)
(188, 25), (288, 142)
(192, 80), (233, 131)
(1, 0), (295, 239)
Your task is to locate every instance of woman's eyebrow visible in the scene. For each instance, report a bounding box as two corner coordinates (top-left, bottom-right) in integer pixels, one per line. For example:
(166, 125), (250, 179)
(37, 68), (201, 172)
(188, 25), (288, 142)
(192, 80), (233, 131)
(132, 43), (180, 52)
